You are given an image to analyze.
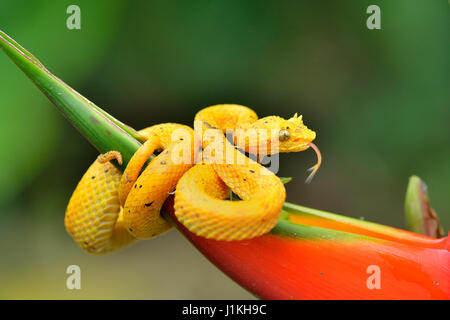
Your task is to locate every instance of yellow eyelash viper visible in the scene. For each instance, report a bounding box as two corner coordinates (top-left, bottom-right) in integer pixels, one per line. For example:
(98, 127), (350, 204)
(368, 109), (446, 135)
(64, 104), (319, 254)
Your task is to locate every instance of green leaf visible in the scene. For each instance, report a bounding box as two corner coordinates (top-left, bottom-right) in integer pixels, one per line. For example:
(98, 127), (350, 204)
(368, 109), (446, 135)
(405, 175), (444, 238)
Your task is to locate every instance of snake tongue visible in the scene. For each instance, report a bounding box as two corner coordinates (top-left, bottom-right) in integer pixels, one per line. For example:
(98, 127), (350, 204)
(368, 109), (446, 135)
(305, 142), (322, 184)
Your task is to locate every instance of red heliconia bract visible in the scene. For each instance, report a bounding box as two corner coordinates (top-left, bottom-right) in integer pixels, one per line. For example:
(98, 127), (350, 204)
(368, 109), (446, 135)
(165, 198), (449, 300)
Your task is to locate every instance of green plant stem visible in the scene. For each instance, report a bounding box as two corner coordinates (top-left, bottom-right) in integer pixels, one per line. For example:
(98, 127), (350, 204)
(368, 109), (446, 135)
(0, 30), (142, 171)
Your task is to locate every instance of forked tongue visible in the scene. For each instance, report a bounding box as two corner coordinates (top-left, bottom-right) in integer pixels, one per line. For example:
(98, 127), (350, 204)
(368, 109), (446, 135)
(305, 142), (322, 184)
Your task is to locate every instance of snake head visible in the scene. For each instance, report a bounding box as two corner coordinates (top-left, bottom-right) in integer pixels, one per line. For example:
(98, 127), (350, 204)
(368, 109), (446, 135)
(280, 113), (316, 152)
(246, 113), (316, 153)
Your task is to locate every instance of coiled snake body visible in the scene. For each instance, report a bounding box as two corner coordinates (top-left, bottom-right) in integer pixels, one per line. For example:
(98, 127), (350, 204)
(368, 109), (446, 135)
(65, 105), (319, 254)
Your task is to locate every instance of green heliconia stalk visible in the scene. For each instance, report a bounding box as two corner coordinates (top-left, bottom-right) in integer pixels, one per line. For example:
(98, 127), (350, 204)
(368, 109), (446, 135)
(405, 175), (444, 238)
(0, 30), (143, 171)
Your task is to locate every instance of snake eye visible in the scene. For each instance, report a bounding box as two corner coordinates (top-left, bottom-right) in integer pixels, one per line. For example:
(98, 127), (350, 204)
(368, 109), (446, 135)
(279, 129), (290, 141)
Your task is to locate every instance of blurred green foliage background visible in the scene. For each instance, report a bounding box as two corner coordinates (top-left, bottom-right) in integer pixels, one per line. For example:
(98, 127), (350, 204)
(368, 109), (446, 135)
(0, 0), (448, 299)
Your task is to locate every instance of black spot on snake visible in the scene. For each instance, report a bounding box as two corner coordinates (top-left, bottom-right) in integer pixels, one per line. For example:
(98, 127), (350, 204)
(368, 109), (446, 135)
(144, 202), (153, 207)
(249, 170), (255, 173)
